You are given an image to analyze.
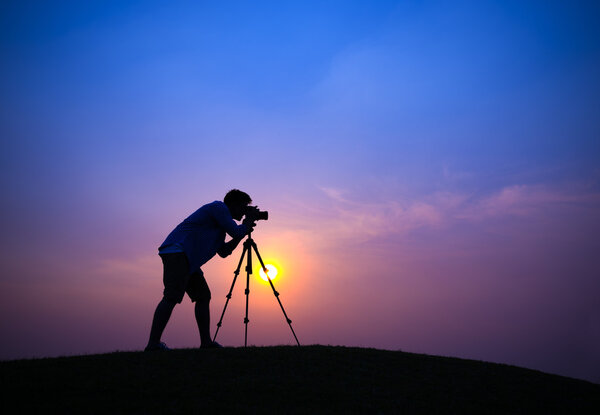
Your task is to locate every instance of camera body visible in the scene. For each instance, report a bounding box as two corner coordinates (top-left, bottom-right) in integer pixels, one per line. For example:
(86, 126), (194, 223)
(245, 205), (269, 221)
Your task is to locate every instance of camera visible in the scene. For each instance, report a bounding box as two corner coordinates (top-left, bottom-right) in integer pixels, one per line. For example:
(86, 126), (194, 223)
(245, 206), (269, 221)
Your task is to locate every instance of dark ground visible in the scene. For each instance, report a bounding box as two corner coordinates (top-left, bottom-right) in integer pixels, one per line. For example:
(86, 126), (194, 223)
(1, 345), (598, 414)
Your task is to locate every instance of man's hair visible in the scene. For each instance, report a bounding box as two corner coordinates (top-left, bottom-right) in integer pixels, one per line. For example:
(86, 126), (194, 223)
(224, 189), (252, 207)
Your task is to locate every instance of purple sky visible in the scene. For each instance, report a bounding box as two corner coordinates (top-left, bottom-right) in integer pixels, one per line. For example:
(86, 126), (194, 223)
(1, 1), (599, 383)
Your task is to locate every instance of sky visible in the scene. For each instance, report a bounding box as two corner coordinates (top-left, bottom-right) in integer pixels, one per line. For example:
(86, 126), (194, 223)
(1, 0), (599, 383)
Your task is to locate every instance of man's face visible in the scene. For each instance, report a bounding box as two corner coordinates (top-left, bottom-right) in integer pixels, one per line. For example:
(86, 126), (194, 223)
(230, 203), (248, 221)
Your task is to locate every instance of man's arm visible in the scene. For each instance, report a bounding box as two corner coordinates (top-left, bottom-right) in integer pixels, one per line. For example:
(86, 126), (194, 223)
(217, 236), (244, 258)
(211, 202), (249, 239)
(217, 216), (256, 258)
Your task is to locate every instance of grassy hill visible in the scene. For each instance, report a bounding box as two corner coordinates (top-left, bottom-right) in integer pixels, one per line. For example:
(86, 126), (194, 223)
(1, 345), (598, 414)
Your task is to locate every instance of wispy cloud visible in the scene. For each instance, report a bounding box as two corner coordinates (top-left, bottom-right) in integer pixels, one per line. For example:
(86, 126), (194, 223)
(288, 183), (600, 245)
(456, 184), (600, 221)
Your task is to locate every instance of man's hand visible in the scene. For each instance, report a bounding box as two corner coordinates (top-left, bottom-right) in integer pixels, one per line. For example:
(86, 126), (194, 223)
(242, 217), (256, 234)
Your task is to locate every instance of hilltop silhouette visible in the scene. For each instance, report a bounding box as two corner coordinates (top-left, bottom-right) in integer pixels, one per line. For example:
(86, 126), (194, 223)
(2, 345), (598, 413)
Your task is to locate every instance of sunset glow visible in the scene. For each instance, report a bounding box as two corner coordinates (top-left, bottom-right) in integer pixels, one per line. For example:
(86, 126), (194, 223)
(259, 264), (278, 282)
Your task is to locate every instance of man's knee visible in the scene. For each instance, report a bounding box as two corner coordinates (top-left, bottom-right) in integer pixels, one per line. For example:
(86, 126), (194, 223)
(187, 271), (211, 303)
(162, 293), (182, 306)
(192, 288), (211, 303)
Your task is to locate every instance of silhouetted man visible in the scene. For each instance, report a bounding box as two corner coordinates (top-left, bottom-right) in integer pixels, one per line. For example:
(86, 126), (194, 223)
(145, 189), (255, 351)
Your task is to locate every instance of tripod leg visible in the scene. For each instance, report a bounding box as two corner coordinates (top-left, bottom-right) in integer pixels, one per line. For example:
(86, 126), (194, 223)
(244, 239), (253, 347)
(213, 243), (247, 342)
(251, 243), (301, 346)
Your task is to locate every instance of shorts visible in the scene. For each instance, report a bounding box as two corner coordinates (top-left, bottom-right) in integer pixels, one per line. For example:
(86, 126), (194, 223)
(159, 252), (211, 304)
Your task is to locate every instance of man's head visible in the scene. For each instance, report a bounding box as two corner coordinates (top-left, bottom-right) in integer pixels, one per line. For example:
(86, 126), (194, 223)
(224, 189), (252, 220)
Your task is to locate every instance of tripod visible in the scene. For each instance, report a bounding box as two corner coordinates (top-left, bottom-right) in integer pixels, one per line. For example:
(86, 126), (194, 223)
(213, 232), (300, 347)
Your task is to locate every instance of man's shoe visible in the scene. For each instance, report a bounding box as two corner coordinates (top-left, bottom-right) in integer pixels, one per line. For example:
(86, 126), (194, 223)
(201, 341), (223, 349)
(145, 342), (170, 352)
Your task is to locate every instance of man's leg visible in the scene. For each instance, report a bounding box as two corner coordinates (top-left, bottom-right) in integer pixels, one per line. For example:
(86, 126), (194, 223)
(148, 297), (176, 346)
(146, 252), (188, 349)
(195, 299), (211, 346)
(188, 270), (218, 347)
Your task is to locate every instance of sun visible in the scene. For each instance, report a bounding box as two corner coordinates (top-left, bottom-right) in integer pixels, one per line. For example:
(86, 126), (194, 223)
(259, 264), (278, 282)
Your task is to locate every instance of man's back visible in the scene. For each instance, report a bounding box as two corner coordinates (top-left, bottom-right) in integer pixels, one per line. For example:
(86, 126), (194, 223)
(160, 201), (247, 272)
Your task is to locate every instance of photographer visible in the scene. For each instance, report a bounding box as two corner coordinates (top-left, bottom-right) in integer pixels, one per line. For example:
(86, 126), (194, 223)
(145, 189), (256, 351)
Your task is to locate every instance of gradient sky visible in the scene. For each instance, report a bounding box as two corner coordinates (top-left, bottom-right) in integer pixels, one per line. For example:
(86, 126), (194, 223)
(1, 1), (599, 383)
